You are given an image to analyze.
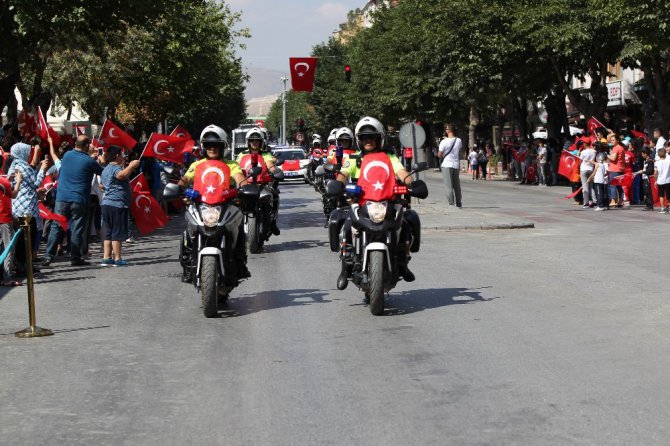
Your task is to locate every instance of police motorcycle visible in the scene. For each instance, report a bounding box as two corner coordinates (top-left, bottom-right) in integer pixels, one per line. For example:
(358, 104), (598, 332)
(306, 134), (324, 187)
(325, 118), (428, 315)
(165, 125), (262, 318)
(237, 128), (284, 253)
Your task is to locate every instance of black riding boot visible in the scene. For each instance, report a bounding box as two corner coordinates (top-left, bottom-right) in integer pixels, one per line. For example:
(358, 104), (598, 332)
(398, 252), (415, 282)
(234, 232), (251, 279)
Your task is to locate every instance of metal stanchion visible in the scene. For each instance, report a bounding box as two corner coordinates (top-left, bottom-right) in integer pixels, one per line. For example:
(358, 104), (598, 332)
(15, 216), (53, 338)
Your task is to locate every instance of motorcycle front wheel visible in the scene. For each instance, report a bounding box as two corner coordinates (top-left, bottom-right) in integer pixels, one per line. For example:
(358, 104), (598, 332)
(368, 251), (385, 316)
(200, 256), (219, 318)
(248, 215), (263, 254)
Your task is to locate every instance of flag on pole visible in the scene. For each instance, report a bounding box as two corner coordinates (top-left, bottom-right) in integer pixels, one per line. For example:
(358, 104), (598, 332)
(289, 57), (318, 92)
(610, 173), (634, 188)
(558, 150), (581, 182)
(130, 189), (168, 235)
(100, 119), (138, 150)
(142, 132), (194, 164)
(169, 125), (192, 140)
(587, 117), (608, 135)
(130, 173), (151, 194)
(38, 202), (68, 230)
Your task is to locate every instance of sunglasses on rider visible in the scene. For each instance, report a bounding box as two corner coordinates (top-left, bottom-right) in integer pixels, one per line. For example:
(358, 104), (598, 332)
(203, 142), (225, 149)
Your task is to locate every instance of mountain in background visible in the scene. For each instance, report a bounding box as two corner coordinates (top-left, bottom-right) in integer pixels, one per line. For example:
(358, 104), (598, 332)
(244, 67), (284, 118)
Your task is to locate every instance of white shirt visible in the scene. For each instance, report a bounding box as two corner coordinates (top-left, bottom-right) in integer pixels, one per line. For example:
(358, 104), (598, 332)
(656, 136), (666, 150)
(655, 158), (670, 185)
(439, 137), (462, 169)
(594, 162), (608, 184)
(537, 146), (547, 164)
(579, 148), (597, 172)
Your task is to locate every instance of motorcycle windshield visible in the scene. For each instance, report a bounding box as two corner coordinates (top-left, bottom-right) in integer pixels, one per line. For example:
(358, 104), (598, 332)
(357, 152), (397, 204)
(193, 159), (233, 205)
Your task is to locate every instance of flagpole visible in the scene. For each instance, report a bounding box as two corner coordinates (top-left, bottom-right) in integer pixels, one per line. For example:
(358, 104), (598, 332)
(281, 75), (288, 145)
(139, 132), (154, 159)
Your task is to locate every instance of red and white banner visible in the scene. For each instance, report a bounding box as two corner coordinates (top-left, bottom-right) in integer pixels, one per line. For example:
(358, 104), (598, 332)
(558, 150), (581, 183)
(289, 57), (318, 92)
(100, 119), (138, 150)
(142, 132), (194, 164)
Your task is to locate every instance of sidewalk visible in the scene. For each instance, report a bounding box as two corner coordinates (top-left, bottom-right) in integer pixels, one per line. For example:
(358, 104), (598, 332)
(413, 170), (535, 231)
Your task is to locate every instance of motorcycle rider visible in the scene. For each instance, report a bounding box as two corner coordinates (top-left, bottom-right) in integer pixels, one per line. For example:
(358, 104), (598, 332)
(178, 124), (251, 278)
(236, 127), (281, 236)
(335, 116), (416, 285)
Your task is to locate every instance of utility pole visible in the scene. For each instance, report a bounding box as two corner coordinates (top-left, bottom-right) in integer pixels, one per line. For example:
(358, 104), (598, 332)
(280, 75), (288, 145)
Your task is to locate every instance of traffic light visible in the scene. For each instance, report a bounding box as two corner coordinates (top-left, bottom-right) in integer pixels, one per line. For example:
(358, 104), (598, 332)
(344, 65), (351, 83)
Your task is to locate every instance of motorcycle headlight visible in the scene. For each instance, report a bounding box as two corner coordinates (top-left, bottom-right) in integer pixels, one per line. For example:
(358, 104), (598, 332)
(366, 201), (388, 223)
(200, 204), (222, 227)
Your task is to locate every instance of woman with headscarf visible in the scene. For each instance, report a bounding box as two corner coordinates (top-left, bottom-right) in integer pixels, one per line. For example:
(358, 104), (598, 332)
(9, 142), (48, 274)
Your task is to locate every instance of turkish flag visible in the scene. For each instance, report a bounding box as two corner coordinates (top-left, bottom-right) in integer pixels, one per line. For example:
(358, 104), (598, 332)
(562, 186), (583, 199)
(17, 110), (36, 140)
(38, 202), (68, 230)
(40, 174), (57, 191)
(169, 125), (192, 140)
(558, 150), (581, 182)
(130, 173), (151, 194)
(587, 117), (607, 135)
(289, 57), (318, 92)
(100, 119), (138, 150)
(36, 106), (49, 139)
(357, 152), (397, 203)
(130, 190), (168, 236)
(525, 164), (537, 182)
(630, 129), (651, 144)
(143, 132), (194, 164)
(238, 153), (270, 183)
(610, 173), (634, 188)
(192, 160), (233, 204)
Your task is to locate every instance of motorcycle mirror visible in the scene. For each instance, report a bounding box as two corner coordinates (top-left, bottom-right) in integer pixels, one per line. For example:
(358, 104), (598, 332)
(272, 168), (285, 180)
(275, 158), (285, 166)
(409, 180), (429, 199)
(323, 163), (337, 173)
(162, 182), (181, 200)
(248, 166), (263, 177)
(314, 165), (325, 176)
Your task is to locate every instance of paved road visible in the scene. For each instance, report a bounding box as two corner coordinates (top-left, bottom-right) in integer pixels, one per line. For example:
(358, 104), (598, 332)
(2, 177), (669, 445)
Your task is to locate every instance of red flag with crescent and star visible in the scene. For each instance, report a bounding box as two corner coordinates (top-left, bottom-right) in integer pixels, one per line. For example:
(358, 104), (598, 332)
(357, 152), (397, 204)
(17, 110), (36, 140)
(558, 150), (581, 182)
(289, 57), (318, 92)
(130, 188), (168, 235)
(100, 119), (138, 150)
(238, 153), (271, 183)
(610, 172), (634, 188)
(36, 106), (61, 147)
(143, 132), (194, 164)
(587, 117), (608, 135)
(169, 125), (192, 140)
(38, 202), (68, 230)
(193, 160), (233, 205)
(130, 173), (151, 195)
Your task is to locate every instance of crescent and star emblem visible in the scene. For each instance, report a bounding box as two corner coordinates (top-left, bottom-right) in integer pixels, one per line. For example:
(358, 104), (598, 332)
(108, 128), (118, 138)
(134, 194), (152, 213)
(201, 167), (226, 194)
(294, 62), (310, 78)
(565, 157), (575, 169)
(363, 160), (391, 191)
(153, 139), (169, 155)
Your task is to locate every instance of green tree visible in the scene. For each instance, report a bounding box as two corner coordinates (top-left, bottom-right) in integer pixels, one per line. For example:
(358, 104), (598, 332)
(266, 91), (316, 144)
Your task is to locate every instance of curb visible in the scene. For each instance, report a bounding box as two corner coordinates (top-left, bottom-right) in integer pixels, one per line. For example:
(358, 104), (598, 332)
(422, 222), (535, 231)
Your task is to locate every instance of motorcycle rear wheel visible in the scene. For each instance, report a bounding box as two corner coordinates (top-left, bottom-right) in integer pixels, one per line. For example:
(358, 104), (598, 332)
(201, 256), (219, 318)
(368, 251), (385, 316)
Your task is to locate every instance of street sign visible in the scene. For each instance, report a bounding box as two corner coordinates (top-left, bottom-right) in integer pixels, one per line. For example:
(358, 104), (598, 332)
(295, 132), (305, 142)
(399, 122), (426, 149)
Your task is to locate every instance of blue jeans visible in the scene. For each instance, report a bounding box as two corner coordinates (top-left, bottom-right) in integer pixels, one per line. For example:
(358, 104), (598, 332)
(45, 201), (88, 262)
(609, 172), (623, 203)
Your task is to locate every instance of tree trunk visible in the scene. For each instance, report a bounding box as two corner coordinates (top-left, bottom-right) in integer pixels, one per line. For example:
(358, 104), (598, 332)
(468, 104), (479, 149)
(651, 54), (670, 133)
(545, 87), (568, 142)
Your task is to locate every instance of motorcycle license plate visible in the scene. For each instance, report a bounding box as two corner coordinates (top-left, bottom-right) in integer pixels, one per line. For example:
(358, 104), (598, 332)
(285, 171), (298, 176)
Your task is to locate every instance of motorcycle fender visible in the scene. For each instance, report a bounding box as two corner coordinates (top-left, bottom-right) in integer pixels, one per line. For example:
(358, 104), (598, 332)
(196, 247), (225, 278)
(259, 187), (273, 202)
(362, 242), (391, 272)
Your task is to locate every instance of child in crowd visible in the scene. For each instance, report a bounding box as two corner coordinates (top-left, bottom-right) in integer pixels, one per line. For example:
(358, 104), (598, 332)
(589, 152), (610, 211)
(468, 146), (479, 180)
(636, 148), (655, 211)
(100, 146), (140, 266)
(654, 147), (670, 214)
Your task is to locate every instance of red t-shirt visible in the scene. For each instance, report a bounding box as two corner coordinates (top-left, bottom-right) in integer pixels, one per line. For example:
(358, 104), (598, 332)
(0, 177), (13, 224)
(624, 150), (635, 174)
(609, 145), (625, 173)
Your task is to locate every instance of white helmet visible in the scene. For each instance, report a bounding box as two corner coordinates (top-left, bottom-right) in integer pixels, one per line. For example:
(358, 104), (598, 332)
(312, 133), (321, 142)
(246, 126), (265, 143)
(336, 127), (354, 141)
(328, 128), (338, 145)
(355, 116), (385, 148)
(200, 124), (228, 148)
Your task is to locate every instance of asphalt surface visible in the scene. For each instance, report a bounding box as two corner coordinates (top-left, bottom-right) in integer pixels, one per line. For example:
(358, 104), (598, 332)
(2, 174), (670, 445)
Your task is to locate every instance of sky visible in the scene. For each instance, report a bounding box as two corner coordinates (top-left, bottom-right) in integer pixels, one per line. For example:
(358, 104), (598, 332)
(224, 0), (365, 72)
